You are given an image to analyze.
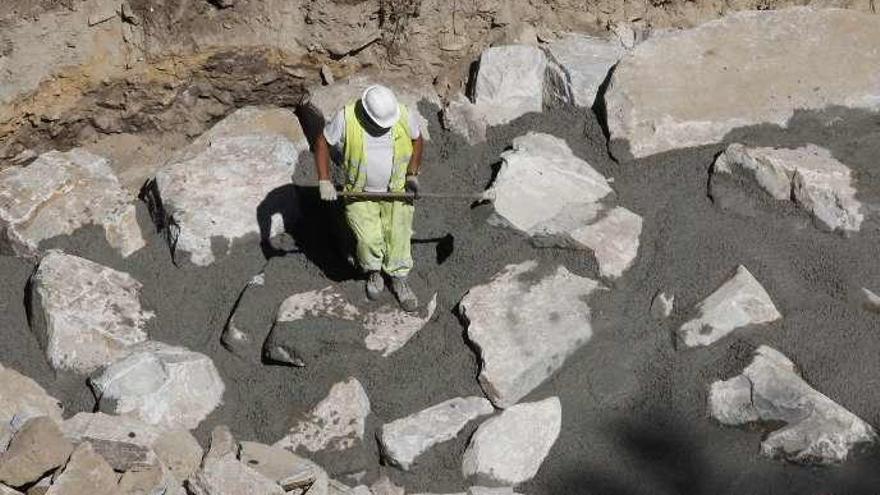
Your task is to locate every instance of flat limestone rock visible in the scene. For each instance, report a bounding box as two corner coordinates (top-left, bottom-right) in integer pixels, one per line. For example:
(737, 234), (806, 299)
(0, 417), (73, 488)
(486, 133), (641, 279)
(605, 8), (880, 159)
(379, 397), (494, 470)
(0, 148), (144, 258)
(462, 397), (561, 485)
(29, 250), (152, 373)
(678, 265), (781, 347)
(239, 442), (329, 493)
(472, 45), (547, 126)
(711, 143), (864, 233)
(46, 442), (117, 495)
(709, 346), (876, 464)
(91, 341), (225, 430)
(274, 378), (370, 454)
(544, 34), (625, 108)
(62, 412), (202, 479)
(364, 293), (438, 357)
(0, 363), (62, 426)
(151, 107), (305, 266)
(460, 261), (603, 408)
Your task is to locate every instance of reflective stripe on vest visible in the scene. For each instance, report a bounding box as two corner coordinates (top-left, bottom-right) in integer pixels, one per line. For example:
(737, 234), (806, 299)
(342, 102), (413, 193)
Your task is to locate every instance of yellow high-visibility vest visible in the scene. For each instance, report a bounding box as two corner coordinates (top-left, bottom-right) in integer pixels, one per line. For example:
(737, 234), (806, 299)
(342, 102), (413, 193)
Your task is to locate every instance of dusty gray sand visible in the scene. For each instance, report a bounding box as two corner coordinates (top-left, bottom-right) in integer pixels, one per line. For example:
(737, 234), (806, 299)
(2, 102), (880, 494)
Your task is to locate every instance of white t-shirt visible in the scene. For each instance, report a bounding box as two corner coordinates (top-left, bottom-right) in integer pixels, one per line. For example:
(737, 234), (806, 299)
(323, 106), (421, 192)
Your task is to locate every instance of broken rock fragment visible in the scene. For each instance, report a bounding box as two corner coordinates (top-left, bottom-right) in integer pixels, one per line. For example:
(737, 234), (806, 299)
(650, 291), (674, 320)
(188, 426), (284, 495)
(711, 143), (864, 233)
(90, 341), (225, 430)
(472, 45), (547, 127)
(29, 250), (152, 374)
(0, 363), (62, 426)
(0, 417), (73, 488)
(709, 346), (876, 464)
(46, 442), (117, 495)
(460, 260), (602, 408)
(462, 397), (561, 485)
(274, 378), (370, 454)
(239, 441), (329, 493)
(0, 148), (144, 258)
(678, 265), (781, 348)
(543, 33), (625, 108)
(379, 396), (494, 470)
(364, 293), (438, 357)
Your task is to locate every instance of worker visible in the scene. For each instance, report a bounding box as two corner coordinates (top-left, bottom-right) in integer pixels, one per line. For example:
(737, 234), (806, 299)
(312, 84), (423, 312)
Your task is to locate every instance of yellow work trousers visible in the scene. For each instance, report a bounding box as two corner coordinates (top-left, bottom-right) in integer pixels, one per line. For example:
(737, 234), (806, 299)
(344, 200), (414, 277)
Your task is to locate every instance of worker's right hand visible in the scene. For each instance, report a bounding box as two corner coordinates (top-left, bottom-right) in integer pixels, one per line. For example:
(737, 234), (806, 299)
(318, 180), (338, 201)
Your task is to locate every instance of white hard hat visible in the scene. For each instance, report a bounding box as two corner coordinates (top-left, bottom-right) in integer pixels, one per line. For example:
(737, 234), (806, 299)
(361, 85), (400, 129)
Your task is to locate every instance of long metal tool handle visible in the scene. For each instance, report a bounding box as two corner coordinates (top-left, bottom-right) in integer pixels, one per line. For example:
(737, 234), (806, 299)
(338, 190), (492, 201)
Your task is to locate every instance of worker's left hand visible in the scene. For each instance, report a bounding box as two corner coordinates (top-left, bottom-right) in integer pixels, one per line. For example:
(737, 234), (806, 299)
(405, 175), (420, 198)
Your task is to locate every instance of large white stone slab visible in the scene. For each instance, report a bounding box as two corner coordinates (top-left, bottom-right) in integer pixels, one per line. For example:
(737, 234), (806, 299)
(462, 397), (561, 485)
(0, 148), (143, 258)
(460, 261), (602, 408)
(379, 396), (494, 470)
(710, 346), (876, 464)
(91, 341), (225, 430)
(29, 250), (152, 373)
(472, 45), (547, 126)
(151, 107), (306, 266)
(711, 143), (864, 233)
(274, 378), (370, 454)
(544, 34), (625, 108)
(604, 8), (880, 159)
(678, 265), (781, 347)
(0, 363), (62, 426)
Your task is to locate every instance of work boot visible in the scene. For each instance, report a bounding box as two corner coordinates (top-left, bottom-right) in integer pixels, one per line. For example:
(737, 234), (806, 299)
(366, 271), (384, 300)
(391, 276), (419, 313)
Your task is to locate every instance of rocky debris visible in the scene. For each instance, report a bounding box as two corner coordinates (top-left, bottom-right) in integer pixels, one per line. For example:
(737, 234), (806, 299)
(0, 149), (144, 258)
(650, 291), (674, 320)
(62, 412), (202, 479)
(46, 442), (117, 495)
(364, 293), (438, 357)
(460, 261), (602, 408)
(462, 397), (561, 485)
(710, 143), (864, 233)
(678, 265), (781, 348)
(0, 417), (73, 488)
(188, 426), (284, 495)
(274, 378), (371, 454)
(709, 346), (876, 464)
(486, 133), (641, 279)
(150, 107), (306, 266)
(543, 34), (625, 108)
(605, 8), (880, 159)
(471, 45), (547, 127)
(239, 442), (329, 493)
(379, 396), (494, 470)
(857, 287), (880, 313)
(299, 75), (441, 141)
(90, 341), (225, 430)
(28, 250), (152, 374)
(0, 363), (62, 426)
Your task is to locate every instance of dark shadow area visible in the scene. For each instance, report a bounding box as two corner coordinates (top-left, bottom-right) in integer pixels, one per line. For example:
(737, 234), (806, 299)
(257, 184), (357, 282)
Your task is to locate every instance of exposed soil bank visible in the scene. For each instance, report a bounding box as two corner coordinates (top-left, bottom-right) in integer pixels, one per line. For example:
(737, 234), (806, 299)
(1, 103), (880, 494)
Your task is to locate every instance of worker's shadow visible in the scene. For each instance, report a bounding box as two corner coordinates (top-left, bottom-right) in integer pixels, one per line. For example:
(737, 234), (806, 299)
(256, 184), (358, 282)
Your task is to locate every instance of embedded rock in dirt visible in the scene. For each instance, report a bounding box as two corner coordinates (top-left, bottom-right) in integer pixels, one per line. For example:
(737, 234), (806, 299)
(274, 378), (370, 454)
(0, 417), (73, 488)
(543, 33), (625, 108)
(239, 441), (329, 493)
(299, 75), (440, 141)
(379, 396), (494, 470)
(486, 133), (641, 279)
(462, 397), (561, 485)
(678, 265), (781, 347)
(0, 149), (144, 258)
(650, 291), (674, 320)
(150, 107), (305, 266)
(90, 341), (225, 430)
(364, 293), (438, 357)
(472, 45), (547, 127)
(370, 476), (404, 495)
(605, 8), (880, 159)
(62, 412), (202, 478)
(29, 250), (152, 374)
(858, 288), (880, 313)
(188, 426), (284, 495)
(709, 346), (876, 464)
(710, 143), (864, 233)
(441, 93), (489, 145)
(46, 442), (117, 495)
(460, 261), (603, 408)
(0, 363), (63, 426)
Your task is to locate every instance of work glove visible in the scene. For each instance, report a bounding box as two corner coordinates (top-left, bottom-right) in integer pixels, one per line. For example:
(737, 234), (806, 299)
(318, 180), (338, 201)
(405, 175), (420, 199)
